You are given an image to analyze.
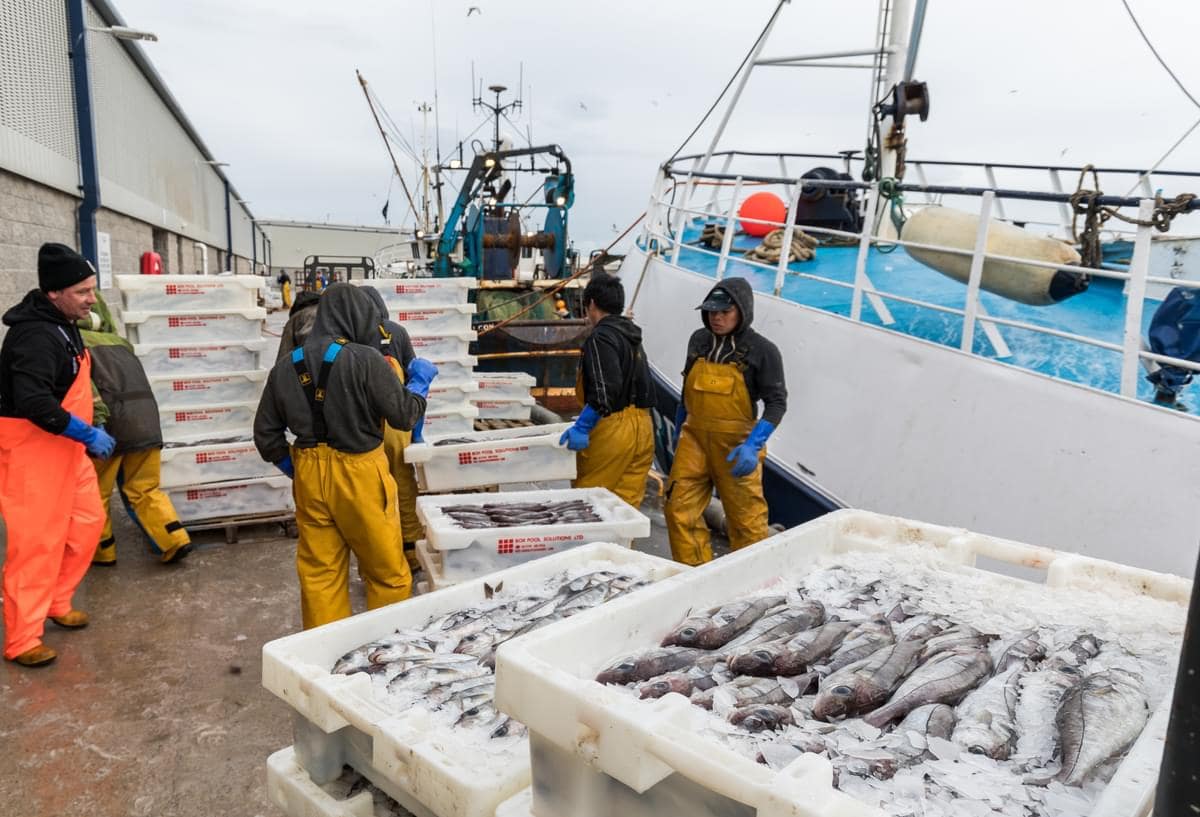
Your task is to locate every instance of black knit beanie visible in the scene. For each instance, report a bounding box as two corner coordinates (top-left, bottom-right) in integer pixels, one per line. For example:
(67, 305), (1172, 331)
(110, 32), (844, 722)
(38, 243), (95, 292)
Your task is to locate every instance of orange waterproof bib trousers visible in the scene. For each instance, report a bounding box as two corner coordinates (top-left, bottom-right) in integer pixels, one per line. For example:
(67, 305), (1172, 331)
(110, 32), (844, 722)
(665, 357), (769, 566)
(0, 351), (105, 658)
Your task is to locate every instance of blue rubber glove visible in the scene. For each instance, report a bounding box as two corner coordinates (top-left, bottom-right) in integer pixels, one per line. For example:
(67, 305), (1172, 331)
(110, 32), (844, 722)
(62, 414), (116, 458)
(275, 454), (294, 479)
(726, 419), (775, 478)
(673, 402), (687, 445)
(559, 404), (601, 451)
(405, 358), (438, 399)
(412, 417), (425, 444)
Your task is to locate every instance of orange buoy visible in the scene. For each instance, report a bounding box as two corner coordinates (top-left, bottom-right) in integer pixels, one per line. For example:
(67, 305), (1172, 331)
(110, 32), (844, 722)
(738, 192), (787, 237)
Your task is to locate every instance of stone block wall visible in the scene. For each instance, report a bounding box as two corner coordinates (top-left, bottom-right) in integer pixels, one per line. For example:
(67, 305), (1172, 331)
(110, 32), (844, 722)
(0, 168), (78, 308)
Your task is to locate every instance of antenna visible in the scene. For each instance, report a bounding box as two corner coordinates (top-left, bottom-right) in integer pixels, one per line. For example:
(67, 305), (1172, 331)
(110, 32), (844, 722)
(517, 62), (524, 109)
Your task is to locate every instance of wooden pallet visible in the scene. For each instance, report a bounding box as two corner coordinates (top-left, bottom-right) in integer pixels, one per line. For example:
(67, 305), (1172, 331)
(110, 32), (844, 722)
(472, 418), (537, 432)
(184, 512), (297, 544)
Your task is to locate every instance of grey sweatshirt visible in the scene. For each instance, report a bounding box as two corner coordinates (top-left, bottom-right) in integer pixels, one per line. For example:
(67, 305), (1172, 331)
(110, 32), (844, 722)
(254, 283), (425, 463)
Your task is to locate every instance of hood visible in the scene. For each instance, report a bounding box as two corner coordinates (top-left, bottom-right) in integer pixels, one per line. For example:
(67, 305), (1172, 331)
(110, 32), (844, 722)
(308, 283), (378, 346)
(289, 289), (320, 317)
(359, 286), (389, 324)
(597, 314), (643, 346)
(3, 289), (73, 328)
(700, 277), (754, 334)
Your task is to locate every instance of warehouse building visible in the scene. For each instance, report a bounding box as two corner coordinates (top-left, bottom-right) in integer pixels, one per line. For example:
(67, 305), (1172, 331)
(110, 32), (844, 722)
(0, 0), (268, 314)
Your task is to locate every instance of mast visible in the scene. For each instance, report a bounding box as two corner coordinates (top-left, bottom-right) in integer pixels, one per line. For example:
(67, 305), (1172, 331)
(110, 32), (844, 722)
(418, 101), (433, 233)
(356, 70), (420, 229)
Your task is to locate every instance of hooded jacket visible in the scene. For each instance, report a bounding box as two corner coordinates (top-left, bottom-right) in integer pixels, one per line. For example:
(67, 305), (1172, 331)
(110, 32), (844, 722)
(683, 277), (788, 426)
(275, 290), (321, 362)
(78, 291), (162, 453)
(359, 286), (416, 368)
(0, 289), (88, 434)
(254, 283), (426, 464)
(582, 314), (653, 415)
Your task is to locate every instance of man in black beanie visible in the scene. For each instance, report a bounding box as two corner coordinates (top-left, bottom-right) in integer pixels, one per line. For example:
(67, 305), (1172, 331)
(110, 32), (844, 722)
(0, 242), (115, 667)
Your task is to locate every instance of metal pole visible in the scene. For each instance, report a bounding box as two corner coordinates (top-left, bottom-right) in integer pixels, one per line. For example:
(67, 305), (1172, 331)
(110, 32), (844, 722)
(715, 176), (744, 281)
(251, 221), (257, 272)
(670, 169), (697, 266)
(704, 154), (735, 216)
(1120, 199), (1155, 397)
(773, 187), (802, 296)
(878, 0), (914, 184)
(224, 179), (233, 271)
(696, 1), (787, 176)
(850, 186), (880, 321)
(1154, 548), (1200, 816)
(902, 0), (929, 81)
(961, 191), (995, 354)
(65, 0), (101, 267)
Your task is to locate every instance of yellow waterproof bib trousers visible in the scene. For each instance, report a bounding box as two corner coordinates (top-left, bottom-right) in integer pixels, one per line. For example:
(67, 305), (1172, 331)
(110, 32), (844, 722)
(665, 357), (769, 565)
(293, 444), (412, 629)
(573, 406), (655, 507)
(93, 448), (191, 564)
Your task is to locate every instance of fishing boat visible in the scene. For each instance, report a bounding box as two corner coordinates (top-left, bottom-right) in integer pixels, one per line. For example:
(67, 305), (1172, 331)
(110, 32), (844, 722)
(620, 0), (1200, 579)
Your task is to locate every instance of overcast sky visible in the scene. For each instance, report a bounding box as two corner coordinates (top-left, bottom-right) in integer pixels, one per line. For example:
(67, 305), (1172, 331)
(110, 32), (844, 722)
(115, 0), (1200, 251)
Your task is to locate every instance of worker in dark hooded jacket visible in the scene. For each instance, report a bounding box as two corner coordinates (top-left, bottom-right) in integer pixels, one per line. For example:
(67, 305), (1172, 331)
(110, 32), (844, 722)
(359, 285), (426, 570)
(253, 283), (437, 628)
(666, 277), (787, 565)
(276, 290), (321, 362)
(559, 274), (654, 506)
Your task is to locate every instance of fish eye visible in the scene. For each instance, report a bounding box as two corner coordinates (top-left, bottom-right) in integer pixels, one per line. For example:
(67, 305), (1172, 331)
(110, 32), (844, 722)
(680, 627), (697, 638)
(832, 685), (853, 697)
(652, 682), (669, 694)
(618, 662), (635, 672)
(753, 650), (772, 661)
(744, 716), (764, 730)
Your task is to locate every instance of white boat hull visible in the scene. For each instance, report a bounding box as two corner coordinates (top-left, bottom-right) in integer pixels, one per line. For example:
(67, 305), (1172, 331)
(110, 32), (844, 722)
(626, 246), (1200, 577)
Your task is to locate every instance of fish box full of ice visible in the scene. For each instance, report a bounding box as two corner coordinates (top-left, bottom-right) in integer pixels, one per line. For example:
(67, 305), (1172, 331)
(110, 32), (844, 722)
(352, 277), (476, 307)
(422, 405), (480, 440)
(416, 488), (650, 583)
(133, 339), (267, 375)
(426, 380), (481, 413)
(492, 509), (1192, 817)
(167, 475), (293, 523)
(115, 273), (264, 311)
(475, 373), (536, 401)
(159, 441), (278, 488)
(405, 424), (576, 493)
(409, 330), (476, 361)
(261, 542), (687, 817)
(388, 304), (475, 334)
(158, 400), (257, 444)
(471, 396), (535, 422)
(148, 369), (267, 408)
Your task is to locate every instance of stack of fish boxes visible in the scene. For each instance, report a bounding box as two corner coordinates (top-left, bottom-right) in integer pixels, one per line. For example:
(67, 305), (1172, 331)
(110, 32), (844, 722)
(353, 278), (482, 438)
(115, 274), (292, 524)
(472, 372), (537, 422)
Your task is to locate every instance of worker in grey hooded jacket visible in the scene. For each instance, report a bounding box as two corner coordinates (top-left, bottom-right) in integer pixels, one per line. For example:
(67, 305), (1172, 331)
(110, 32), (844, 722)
(254, 283), (436, 628)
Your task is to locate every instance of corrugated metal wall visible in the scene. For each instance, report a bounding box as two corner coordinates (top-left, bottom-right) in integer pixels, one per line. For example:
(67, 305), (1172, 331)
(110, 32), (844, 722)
(260, 222), (407, 269)
(0, 0), (80, 194)
(0, 0), (257, 261)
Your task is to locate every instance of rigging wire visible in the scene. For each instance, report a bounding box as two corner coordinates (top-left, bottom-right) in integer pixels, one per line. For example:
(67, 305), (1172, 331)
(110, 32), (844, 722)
(665, 0), (786, 164)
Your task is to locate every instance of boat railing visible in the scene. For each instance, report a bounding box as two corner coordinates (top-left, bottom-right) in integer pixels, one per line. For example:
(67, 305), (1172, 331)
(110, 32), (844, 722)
(666, 150), (1200, 243)
(642, 160), (1200, 402)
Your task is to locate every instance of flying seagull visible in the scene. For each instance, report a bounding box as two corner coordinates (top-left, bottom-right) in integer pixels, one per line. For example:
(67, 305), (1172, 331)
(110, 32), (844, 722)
(579, 101), (588, 111)
(467, 6), (481, 16)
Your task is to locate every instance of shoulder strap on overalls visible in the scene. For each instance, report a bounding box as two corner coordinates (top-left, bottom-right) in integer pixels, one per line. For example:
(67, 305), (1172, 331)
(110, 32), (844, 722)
(291, 338), (347, 443)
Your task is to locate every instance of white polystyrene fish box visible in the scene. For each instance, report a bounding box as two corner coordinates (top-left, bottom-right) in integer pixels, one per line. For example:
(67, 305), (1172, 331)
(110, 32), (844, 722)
(148, 369), (267, 409)
(430, 355), (477, 386)
(260, 543), (687, 817)
(159, 440), (277, 489)
(421, 404), (479, 440)
(426, 380), (481, 413)
(475, 373), (536, 401)
(158, 401), (256, 445)
(389, 303), (475, 335)
(352, 276), (476, 307)
(115, 274), (264, 312)
(492, 509), (1193, 817)
(122, 307), (267, 344)
(415, 488), (650, 583)
(471, 396), (535, 422)
(405, 424), (575, 493)
(409, 330), (476, 361)
(167, 475), (293, 523)
(134, 339), (267, 375)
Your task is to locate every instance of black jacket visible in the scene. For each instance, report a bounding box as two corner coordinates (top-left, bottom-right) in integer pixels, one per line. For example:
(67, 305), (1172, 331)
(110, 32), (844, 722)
(358, 286), (416, 368)
(0, 290), (87, 434)
(582, 314), (653, 415)
(683, 277), (788, 426)
(254, 283), (426, 463)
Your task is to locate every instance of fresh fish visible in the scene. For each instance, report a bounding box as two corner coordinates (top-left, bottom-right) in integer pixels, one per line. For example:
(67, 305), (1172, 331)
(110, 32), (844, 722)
(1012, 634), (1102, 770)
(1055, 669), (1147, 786)
(691, 674), (815, 710)
(727, 620), (858, 677)
(991, 628), (1045, 673)
(919, 626), (995, 660)
(895, 615), (953, 642)
(952, 662), (1025, 759)
(595, 647), (715, 685)
(839, 703), (958, 781)
(863, 647), (993, 728)
(822, 618), (896, 673)
(723, 600), (827, 650)
(661, 595), (786, 649)
(812, 638), (927, 721)
(638, 669), (719, 699)
(728, 703), (795, 732)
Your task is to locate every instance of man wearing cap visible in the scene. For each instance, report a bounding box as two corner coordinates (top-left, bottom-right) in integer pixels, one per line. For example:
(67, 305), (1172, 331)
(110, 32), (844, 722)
(0, 243), (115, 667)
(665, 277), (787, 566)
